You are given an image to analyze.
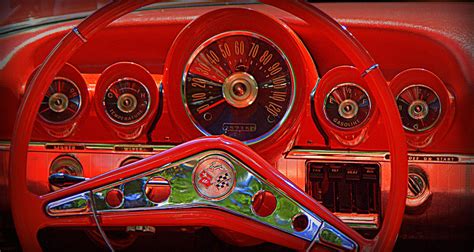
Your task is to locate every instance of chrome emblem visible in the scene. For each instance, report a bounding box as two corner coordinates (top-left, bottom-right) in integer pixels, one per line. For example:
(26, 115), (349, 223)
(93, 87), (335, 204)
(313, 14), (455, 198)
(193, 155), (236, 201)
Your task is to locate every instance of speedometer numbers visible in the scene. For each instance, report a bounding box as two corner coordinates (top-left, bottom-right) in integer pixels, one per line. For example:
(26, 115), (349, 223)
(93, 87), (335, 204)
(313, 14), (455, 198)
(183, 32), (294, 143)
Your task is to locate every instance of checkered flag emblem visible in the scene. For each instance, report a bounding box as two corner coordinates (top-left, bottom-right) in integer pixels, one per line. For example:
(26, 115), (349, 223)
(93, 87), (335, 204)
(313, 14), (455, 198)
(215, 173), (231, 189)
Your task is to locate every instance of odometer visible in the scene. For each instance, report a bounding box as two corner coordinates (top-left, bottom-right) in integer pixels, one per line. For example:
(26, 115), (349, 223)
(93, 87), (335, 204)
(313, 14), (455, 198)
(183, 31), (295, 144)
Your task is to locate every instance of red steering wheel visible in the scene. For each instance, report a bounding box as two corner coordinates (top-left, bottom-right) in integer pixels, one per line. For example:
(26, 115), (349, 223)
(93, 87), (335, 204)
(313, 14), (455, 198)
(9, 1), (407, 251)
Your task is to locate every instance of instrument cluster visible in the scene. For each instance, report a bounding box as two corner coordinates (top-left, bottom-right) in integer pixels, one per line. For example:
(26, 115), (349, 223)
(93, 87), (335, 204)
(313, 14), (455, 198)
(33, 7), (454, 152)
(35, 62), (160, 140)
(312, 66), (455, 149)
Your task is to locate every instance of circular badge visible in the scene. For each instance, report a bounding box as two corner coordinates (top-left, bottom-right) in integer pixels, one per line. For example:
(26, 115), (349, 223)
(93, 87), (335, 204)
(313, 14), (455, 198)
(192, 155), (236, 201)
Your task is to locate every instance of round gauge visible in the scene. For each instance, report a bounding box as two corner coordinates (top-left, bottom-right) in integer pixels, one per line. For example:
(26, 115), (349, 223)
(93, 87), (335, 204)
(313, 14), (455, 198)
(39, 78), (81, 124)
(396, 85), (441, 132)
(323, 83), (371, 130)
(103, 78), (150, 125)
(183, 31), (295, 144)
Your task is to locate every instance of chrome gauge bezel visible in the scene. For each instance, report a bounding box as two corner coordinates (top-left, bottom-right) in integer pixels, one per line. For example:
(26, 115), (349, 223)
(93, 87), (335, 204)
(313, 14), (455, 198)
(181, 30), (297, 145)
(396, 84), (442, 133)
(39, 77), (82, 125)
(323, 82), (372, 131)
(102, 77), (151, 126)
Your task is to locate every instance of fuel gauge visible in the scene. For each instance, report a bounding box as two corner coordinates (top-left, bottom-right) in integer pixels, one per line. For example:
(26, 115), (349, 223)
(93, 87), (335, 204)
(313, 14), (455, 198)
(323, 83), (371, 130)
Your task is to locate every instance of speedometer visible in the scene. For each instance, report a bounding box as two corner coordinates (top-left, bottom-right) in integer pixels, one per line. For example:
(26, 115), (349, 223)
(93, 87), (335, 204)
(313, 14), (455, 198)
(183, 31), (295, 144)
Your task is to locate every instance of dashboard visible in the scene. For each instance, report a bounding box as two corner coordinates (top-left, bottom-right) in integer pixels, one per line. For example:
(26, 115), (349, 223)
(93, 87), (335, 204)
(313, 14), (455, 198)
(0, 2), (472, 251)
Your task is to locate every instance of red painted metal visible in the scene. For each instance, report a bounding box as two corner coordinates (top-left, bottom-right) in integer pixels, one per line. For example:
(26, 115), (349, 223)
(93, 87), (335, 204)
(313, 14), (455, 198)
(0, 4), (471, 153)
(8, 1), (409, 251)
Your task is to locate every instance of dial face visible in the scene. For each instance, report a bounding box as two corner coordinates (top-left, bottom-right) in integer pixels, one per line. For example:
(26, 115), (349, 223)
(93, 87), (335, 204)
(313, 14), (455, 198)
(103, 79), (150, 125)
(39, 78), (81, 124)
(323, 83), (371, 130)
(183, 32), (294, 144)
(396, 85), (441, 132)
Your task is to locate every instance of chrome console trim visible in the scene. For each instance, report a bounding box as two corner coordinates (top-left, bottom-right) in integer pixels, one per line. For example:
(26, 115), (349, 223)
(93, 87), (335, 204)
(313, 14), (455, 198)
(44, 150), (348, 244)
(46, 192), (90, 216)
(286, 149), (474, 164)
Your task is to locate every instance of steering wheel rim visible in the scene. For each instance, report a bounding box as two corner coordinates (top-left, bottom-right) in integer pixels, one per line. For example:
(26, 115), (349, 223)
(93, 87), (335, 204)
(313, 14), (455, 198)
(9, 1), (408, 251)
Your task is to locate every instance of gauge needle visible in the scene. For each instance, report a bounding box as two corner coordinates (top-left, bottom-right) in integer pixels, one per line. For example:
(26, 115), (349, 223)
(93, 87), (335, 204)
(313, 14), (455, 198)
(198, 99), (225, 114)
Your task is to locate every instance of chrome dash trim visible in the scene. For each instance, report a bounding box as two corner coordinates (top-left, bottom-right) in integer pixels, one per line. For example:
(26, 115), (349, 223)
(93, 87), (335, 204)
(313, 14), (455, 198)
(334, 213), (379, 230)
(0, 141), (174, 154)
(286, 149), (474, 164)
(46, 191), (90, 216)
(286, 149), (388, 162)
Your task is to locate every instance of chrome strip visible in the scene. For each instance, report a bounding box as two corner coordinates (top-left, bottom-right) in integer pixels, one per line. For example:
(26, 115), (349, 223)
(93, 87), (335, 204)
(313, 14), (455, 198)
(72, 27), (87, 43)
(46, 192), (90, 216)
(287, 149), (388, 162)
(0, 141), (174, 154)
(286, 149), (474, 164)
(360, 64), (379, 78)
(1, 141), (472, 164)
(334, 213), (379, 230)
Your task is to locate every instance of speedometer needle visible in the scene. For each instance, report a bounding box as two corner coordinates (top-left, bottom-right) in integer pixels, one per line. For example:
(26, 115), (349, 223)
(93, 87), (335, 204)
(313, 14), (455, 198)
(198, 99), (226, 114)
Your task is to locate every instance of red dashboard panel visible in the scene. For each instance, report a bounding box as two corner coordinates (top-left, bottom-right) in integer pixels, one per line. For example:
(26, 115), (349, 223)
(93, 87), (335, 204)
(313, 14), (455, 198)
(0, 2), (472, 251)
(0, 3), (471, 154)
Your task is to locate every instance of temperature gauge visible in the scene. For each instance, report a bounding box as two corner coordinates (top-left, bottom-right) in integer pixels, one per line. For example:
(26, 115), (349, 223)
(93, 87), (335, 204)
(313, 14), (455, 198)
(103, 79), (150, 125)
